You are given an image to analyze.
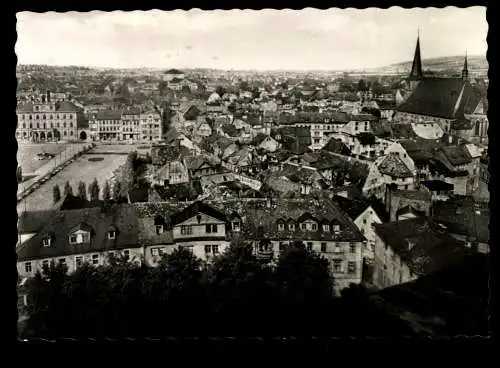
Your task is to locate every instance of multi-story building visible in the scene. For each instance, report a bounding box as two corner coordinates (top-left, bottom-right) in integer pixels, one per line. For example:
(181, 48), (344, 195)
(89, 110), (123, 141)
(89, 109), (162, 142)
(372, 217), (472, 290)
(121, 108), (142, 141)
(16, 91), (80, 142)
(139, 110), (163, 142)
(17, 198), (366, 294)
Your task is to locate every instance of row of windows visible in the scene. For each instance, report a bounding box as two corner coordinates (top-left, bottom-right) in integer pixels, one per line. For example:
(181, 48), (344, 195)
(332, 259), (357, 274)
(180, 224), (219, 235)
(277, 222), (341, 232)
(275, 241), (357, 253)
(19, 122), (74, 129)
(17, 130), (73, 137)
(19, 114), (75, 120)
(23, 250), (130, 273)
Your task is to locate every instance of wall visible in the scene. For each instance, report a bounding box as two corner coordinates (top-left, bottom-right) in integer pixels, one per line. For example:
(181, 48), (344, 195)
(172, 213), (227, 240)
(17, 247), (144, 278)
(265, 239), (363, 294)
(389, 193), (431, 222)
(353, 206), (382, 261)
(383, 143), (416, 173)
(372, 232), (417, 289)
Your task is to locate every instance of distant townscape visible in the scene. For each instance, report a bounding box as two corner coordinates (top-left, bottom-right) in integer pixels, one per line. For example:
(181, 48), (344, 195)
(16, 34), (489, 338)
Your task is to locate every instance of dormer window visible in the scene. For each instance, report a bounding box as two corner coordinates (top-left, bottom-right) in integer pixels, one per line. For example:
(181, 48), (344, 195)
(332, 224), (341, 233)
(42, 237), (52, 247)
(278, 222), (285, 231)
(108, 230), (116, 240)
(311, 223), (318, 231)
(323, 224), (330, 232)
(288, 223), (295, 231)
(232, 221), (241, 232)
(69, 235), (78, 244)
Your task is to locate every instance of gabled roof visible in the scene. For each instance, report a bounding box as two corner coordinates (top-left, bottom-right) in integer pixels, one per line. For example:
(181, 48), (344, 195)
(432, 198), (489, 243)
(18, 210), (57, 234)
(321, 138), (351, 155)
(397, 78), (471, 119)
(373, 217), (470, 276)
(377, 154), (414, 178)
(332, 195), (370, 221)
(207, 197), (365, 242)
(439, 146), (472, 166)
(170, 201), (228, 226)
(17, 205), (139, 262)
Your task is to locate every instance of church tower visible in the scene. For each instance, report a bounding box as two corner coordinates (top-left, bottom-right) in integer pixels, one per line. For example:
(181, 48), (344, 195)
(462, 52), (469, 80)
(408, 32), (424, 90)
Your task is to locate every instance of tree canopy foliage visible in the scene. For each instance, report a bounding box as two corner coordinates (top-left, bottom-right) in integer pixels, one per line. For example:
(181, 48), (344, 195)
(21, 238), (416, 338)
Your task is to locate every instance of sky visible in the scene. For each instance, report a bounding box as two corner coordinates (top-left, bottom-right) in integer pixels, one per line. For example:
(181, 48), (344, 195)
(16, 7), (488, 71)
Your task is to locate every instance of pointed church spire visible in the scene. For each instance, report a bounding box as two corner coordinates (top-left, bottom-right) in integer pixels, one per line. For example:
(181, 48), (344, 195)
(462, 50), (469, 80)
(409, 31), (424, 80)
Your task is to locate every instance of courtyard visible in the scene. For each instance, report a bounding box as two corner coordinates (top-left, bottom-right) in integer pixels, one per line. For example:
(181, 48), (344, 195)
(17, 153), (127, 214)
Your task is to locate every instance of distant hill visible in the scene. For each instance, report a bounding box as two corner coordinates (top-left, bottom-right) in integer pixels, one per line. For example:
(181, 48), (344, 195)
(369, 55), (488, 75)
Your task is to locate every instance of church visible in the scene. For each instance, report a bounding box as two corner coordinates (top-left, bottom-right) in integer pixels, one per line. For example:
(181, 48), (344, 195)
(393, 35), (488, 146)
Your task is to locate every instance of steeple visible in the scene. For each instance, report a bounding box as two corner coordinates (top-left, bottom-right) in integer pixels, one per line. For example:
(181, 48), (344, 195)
(462, 51), (469, 80)
(409, 31), (424, 80)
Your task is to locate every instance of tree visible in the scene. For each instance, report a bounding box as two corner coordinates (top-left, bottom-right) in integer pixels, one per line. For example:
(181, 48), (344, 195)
(112, 181), (122, 201)
(239, 80), (250, 91)
(145, 247), (204, 335)
(158, 81), (168, 95)
(77, 181), (87, 201)
(63, 181), (73, 197)
(102, 180), (111, 203)
(207, 237), (277, 335)
(25, 261), (69, 338)
(215, 86), (226, 97)
(52, 184), (61, 204)
(88, 178), (100, 202)
(357, 79), (368, 92)
(275, 241), (334, 334)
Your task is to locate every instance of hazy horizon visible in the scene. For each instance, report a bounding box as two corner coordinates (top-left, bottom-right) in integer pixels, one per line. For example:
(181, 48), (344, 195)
(16, 7), (487, 71)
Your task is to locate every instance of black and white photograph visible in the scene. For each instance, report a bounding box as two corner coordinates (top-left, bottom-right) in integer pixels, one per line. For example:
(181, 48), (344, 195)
(16, 7), (490, 339)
